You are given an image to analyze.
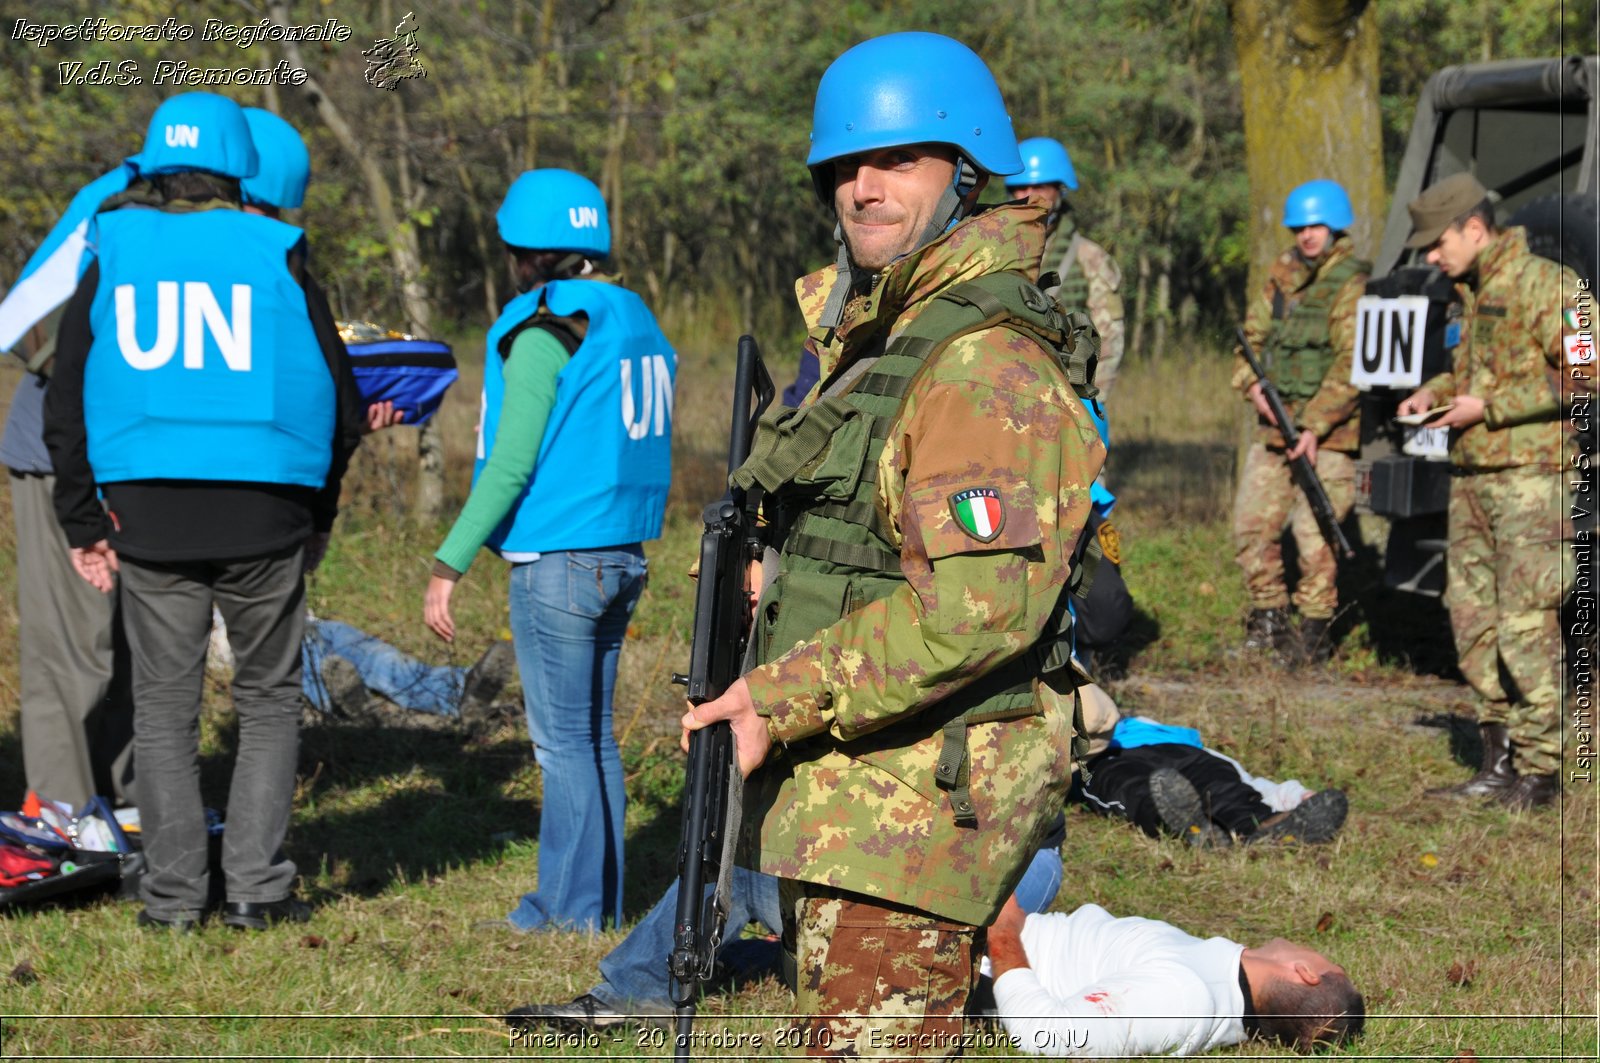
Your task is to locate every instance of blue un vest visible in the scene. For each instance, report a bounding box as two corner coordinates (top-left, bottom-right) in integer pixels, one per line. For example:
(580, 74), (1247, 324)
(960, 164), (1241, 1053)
(476, 278), (676, 554)
(83, 208), (334, 487)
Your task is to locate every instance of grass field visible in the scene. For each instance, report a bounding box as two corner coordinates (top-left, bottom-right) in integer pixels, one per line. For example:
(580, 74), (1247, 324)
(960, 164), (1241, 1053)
(0, 331), (1593, 1060)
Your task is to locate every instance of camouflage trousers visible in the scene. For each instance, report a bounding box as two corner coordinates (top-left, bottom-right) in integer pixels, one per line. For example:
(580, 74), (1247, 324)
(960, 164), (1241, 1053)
(1232, 444), (1356, 619)
(1446, 467), (1570, 775)
(784, 881), (981, 1059)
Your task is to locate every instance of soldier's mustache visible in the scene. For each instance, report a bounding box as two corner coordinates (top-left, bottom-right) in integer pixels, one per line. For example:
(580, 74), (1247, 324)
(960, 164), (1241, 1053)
(843, 209), (905, 227)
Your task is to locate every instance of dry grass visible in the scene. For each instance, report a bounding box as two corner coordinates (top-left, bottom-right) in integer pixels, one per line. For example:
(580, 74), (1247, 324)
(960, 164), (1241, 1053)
(0, 334), (1593, 1059)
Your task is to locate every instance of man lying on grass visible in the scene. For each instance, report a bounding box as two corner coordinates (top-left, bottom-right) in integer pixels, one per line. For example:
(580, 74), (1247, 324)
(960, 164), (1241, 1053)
(988, 897), (1364, 1056)
(510, 886), (1364, 1057)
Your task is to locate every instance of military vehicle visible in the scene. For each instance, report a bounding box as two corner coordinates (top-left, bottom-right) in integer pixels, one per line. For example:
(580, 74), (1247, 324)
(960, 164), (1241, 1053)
(1354, 55), (1597, 593)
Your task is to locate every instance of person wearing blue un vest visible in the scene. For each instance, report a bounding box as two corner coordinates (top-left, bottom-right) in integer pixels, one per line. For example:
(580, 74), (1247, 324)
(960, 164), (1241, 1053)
(424, 169), (676, 934)
(1, 149), (144, 815)
(42, 92), (366, 932)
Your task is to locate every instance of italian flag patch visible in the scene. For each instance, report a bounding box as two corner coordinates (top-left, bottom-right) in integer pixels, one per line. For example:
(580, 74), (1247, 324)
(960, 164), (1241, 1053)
(949, 487), (1004, 543)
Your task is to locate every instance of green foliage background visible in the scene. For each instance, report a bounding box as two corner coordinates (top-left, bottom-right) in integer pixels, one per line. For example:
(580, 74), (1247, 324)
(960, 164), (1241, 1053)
(0, 0), (1588, 337)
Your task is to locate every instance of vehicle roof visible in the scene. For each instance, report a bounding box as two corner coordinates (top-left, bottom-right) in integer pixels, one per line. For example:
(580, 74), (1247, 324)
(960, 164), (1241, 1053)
(1375, 55), (1597, 277)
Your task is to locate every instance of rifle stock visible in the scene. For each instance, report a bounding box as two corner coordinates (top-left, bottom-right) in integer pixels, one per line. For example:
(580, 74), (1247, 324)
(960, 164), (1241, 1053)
(1235, 328), (1356, 560)
(668, 336), (773, 1061)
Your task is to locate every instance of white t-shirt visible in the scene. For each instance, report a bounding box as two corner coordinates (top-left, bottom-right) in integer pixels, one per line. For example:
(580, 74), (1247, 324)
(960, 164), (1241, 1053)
(994, 904), (1247, 1057)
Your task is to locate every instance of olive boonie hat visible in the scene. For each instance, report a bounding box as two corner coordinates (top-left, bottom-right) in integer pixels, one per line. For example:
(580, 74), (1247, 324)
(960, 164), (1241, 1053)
(1404, 172), (1490, 249)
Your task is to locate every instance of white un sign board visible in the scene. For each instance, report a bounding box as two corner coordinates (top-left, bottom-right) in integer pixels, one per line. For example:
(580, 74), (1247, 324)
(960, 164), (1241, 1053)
(1351, 295), (1430, 389)
(1351, 294), (1448, 459)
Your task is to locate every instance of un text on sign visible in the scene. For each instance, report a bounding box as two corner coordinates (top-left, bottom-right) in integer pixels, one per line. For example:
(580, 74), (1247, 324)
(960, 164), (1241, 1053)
(1351, 295), (1429, 389)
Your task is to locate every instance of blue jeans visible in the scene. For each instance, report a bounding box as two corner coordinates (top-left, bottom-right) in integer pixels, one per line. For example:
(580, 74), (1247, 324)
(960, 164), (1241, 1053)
(591, 867), (784, 1013)
(1013, 845), (1063, 915)
(506, 547), (646, 932)
(301, 619), (466, 717)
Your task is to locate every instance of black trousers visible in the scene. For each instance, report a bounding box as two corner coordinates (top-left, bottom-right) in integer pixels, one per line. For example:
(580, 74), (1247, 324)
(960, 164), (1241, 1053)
(1078, 743), (1275, 837)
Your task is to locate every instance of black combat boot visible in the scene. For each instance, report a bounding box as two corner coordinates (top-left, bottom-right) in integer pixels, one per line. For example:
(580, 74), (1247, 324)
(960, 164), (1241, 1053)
(1242, 607), (1292, 660)
(1296, 616), (1333, 666)
(1426, 723), (1515, 798)
(1497, 770), (1561, 811)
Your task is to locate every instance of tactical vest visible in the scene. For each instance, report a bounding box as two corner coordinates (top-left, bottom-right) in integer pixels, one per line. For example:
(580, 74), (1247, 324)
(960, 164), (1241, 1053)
(734, 270), (1102, 825)
(1043, 221), (1090, 312)
(1265, 252), (1369, 402)
(83, 206), (334, 487)
(476, 278), (676, 555)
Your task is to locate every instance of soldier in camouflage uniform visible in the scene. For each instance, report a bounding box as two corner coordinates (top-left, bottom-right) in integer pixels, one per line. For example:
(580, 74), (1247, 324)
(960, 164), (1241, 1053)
(1398, 173), (1592, 811)
(1006, 137), (1126, 395)
(683, 32), (1104, 1058)
(1230, 180), (1368, 665)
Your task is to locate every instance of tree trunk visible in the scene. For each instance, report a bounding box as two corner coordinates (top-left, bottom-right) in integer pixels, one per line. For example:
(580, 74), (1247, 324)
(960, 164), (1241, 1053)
(268, 0), (443, 519)
(1152, 260), (1171, 357)
(1129, 251), (1150, 360)
(523, 0), (558, 171)
(1230, 0), (1385, 296)
(601, 56), (634, 272)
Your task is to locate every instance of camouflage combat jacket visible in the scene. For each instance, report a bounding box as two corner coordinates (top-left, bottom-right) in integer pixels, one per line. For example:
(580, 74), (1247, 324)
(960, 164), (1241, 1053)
(739, 201), (1104, 926)
(1041, 213), (1125, 394)
(1421, 226), (1592, 471)
(1232, 236), (1368, 452)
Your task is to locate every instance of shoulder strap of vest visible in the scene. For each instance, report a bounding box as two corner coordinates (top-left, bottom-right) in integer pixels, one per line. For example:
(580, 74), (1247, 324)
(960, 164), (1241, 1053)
(1056, 232), (1085, 284)
(496, 312), (583, 361)
(1318, 253), (1369, 290)
(894, 271), (1100, 400)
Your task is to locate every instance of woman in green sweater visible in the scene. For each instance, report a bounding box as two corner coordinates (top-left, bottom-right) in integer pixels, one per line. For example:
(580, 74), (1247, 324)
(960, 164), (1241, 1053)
(424, 170), (676, 931)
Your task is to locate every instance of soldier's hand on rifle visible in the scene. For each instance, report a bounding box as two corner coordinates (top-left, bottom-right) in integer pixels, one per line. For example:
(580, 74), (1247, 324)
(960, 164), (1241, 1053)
(1396, 388), (1436, 417)
(1287, 429), (1319, 463)
(747, 558), (763, 622)
(1246, 381), (1273, 421)
(682, 677), (771, 777)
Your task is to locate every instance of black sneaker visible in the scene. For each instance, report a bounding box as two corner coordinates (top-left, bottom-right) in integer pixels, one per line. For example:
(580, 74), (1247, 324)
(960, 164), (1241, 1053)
(222, 896), (312, 930)
(506, 993), (642, 1033)
(1248, 789), (1348, 845)
(458, 641), (516, 729)
(1149, 768), (1231, 848)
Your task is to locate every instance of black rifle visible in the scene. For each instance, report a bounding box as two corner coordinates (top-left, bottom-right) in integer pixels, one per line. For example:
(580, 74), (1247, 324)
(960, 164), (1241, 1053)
(667, 336), (773, 1061)
(1236, 327), (1356, 560)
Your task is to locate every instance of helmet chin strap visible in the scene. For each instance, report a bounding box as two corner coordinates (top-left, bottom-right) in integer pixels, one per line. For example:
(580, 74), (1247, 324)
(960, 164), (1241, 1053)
(1045, 191), (1071, 232)
(817, 158), (978, 331)
(920, 158), (979, 247)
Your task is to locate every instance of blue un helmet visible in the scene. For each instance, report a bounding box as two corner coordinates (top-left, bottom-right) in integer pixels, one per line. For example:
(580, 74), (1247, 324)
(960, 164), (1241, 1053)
(808, 32), (1020, 326)
(139, 92), (258, 179)
(1282, 179), (1354, 232)
(496, 169), (611, 258)
(806, 31), (1023, 206)
(1007, 137), (1079, 192)
(241, 109), (310, 210)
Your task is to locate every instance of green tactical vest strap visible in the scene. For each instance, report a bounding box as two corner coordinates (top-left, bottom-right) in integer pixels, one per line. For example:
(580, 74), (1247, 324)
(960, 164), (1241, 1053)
(1072, 685), (1092, 786)
(935, 715), (977, 826)
(733, 398), (859, 494)
(1268, 253), (1370, 402)
(1052, 231), (1090, 310)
